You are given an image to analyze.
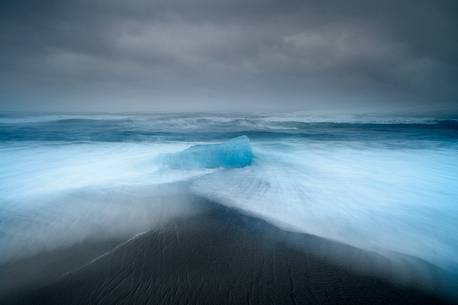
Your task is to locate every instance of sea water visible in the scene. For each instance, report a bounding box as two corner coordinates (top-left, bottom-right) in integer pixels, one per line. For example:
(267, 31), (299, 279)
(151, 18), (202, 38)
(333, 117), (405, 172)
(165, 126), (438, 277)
(1, 112), (457, 286)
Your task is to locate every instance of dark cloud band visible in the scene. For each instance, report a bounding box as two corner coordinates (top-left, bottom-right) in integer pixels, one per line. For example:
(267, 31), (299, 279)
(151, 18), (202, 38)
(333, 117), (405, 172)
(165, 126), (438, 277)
(1, 0), (457, 112)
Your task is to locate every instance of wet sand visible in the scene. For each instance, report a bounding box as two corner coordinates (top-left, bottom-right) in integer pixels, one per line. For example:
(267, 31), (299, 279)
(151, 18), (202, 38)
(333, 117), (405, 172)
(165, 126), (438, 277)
(0, 200), (454, 305)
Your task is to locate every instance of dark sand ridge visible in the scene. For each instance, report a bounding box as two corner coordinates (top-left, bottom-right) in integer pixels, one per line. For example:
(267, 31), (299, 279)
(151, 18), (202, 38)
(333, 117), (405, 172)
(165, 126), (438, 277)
(0, 198), (455, 305)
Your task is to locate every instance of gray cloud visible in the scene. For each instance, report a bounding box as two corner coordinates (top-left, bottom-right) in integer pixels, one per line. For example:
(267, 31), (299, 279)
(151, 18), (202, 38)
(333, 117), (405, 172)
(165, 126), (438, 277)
(0, 0), (457, 113)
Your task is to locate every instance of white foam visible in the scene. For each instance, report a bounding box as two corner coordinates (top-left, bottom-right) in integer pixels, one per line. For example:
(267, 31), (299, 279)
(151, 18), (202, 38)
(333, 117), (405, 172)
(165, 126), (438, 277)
(192, 142), (458, 271)
(0, 141), (211, 262)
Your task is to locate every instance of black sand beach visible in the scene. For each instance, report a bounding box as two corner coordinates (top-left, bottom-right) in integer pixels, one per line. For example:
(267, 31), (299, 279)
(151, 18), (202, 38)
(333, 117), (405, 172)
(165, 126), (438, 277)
(0, 200), (454, 305)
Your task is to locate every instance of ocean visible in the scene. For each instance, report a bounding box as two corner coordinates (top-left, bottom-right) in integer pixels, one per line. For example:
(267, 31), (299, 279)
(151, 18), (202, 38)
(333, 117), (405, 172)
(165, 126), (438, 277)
(1, 112), (457, 282)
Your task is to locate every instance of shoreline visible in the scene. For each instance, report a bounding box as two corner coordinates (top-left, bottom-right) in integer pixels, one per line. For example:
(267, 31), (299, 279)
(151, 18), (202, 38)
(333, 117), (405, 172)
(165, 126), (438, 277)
(1, 199), (455, 305)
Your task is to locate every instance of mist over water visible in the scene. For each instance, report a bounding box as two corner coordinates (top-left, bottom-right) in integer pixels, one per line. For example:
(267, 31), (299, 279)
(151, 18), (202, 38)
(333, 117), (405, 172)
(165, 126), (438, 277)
(1, 113), (458, 287)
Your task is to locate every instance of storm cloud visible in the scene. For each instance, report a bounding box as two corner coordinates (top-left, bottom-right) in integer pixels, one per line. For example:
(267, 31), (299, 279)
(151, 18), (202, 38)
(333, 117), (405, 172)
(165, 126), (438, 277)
(0, 0), (457, 113)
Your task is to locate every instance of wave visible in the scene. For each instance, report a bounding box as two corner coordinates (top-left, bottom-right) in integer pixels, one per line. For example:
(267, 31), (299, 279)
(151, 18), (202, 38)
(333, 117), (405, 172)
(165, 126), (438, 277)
(190, 141), (458, 273)
(1, 113), (458, 146)
(0, 141), (212, 263)
(1, 112), (457, 125)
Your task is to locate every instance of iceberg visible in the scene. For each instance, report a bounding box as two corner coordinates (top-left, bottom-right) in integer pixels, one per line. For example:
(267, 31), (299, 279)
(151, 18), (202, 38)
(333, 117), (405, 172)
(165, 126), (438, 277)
(165, 136), (253, 169)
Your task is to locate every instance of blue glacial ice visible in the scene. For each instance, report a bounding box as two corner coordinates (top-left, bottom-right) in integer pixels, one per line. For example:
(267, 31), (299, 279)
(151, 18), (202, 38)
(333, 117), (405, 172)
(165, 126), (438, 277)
(164, 135), (253, 169)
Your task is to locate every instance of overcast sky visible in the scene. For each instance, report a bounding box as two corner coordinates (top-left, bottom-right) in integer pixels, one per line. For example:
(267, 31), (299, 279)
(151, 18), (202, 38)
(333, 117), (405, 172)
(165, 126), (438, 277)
(1, 0), (457, 113)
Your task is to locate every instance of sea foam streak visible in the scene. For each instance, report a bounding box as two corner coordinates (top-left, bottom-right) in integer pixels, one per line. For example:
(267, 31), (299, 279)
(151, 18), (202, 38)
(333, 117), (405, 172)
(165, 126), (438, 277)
(192, 142), (458, 272)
